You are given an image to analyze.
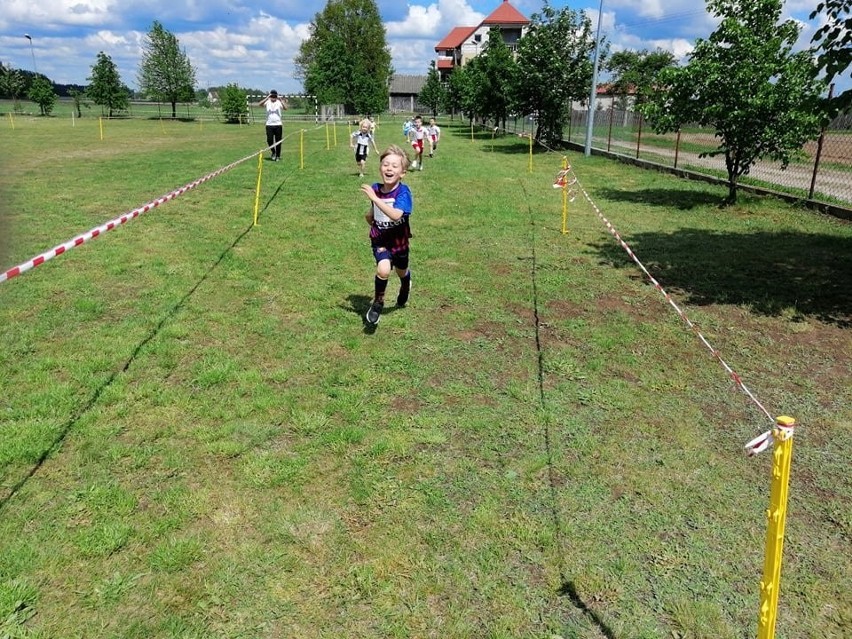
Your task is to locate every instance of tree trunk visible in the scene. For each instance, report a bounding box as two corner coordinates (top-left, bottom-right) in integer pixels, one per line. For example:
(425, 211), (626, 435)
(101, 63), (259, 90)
(171, 101), (177, 118)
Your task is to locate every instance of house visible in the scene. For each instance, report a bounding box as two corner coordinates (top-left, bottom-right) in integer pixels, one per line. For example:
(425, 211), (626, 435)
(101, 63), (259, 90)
(388, 74), (428, 114)
(434, 0), (531, 81)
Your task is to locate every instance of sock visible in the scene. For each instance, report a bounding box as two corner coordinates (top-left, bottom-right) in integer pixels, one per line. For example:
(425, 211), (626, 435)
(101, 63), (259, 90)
(374, 275), (388, 303)
(399, 271), (410, 294)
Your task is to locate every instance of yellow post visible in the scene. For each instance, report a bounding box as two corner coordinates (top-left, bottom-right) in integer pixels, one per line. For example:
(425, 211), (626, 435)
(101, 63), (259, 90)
(333, 120), (338, 146)
(326, 122), (330, 150)
(253, 153), (264, 226)
(300, 129), (305, 170)
(561, 156), (569, 235)
(756, 416), (796, 639)
(99, 116), (104, 141)
(8, 112), (14, 129)
(470, 121), (474, 143)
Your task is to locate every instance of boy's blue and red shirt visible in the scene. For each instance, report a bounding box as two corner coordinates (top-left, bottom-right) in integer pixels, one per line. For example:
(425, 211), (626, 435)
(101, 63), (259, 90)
(369, 182), (412, 253)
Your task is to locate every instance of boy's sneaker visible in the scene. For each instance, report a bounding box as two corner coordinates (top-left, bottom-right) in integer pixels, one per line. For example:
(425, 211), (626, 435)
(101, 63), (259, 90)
(365, 301), (383, 325)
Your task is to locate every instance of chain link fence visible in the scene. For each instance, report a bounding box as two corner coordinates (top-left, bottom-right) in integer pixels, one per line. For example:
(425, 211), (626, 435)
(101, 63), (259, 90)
(507, 109), (852, 214)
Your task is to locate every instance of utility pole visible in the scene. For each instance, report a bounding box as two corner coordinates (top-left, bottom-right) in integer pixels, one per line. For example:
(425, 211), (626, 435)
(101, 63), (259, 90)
(583, 0), (604, 157)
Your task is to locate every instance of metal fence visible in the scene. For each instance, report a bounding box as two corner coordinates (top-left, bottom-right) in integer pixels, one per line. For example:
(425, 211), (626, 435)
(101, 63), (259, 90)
(508, 109), (852, 210)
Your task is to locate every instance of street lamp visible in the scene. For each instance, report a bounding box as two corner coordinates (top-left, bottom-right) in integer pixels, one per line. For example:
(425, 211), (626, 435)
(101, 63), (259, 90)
(24, 34), (38, 74)
(584, 0), (604, 157)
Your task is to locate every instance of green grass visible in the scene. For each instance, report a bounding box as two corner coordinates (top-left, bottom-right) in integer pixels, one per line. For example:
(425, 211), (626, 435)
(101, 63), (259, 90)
(1, 117), (850, 639)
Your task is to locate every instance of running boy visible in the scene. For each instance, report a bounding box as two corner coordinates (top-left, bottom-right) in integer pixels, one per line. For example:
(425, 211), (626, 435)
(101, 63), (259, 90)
(427, 117), (441, 157)
(350, 119), (379, 177)
(407, 115), (432, 170)
(361, 145), (414, 325)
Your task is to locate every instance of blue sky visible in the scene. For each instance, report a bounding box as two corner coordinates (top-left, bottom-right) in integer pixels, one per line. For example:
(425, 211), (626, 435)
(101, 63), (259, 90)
(0, 0), (842, 95)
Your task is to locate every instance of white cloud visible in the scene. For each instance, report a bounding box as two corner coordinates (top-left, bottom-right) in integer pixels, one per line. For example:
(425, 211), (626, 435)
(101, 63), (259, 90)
(386, 0), (483, 39)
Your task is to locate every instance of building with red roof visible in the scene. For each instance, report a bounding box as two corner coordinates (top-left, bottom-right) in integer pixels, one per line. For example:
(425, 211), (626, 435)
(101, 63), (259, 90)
(434, 0), (530, 81)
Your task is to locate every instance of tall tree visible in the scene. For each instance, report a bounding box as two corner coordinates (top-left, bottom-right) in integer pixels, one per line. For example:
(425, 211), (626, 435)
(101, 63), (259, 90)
(640, 0), (826, 204)
(810, 0), (852, 115)
(452, 56), (487, 124)
(295, 0), (392, 115)
(478, 27), (518, 130)
(87, 52), (129, 117)
(606, 49), (677, 106)
(512, 5), (601, 144)
(28, 76), (57, 116)
(418, 61), (446, 117)
(138, 21), (197, 119)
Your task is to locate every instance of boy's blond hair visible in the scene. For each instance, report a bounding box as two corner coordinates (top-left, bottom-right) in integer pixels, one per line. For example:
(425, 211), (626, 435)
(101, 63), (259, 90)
(380, 144), (410, 171)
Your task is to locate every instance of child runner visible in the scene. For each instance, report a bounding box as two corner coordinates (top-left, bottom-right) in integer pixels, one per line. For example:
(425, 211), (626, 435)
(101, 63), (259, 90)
(350, 118), (379, 177)
(427, 117), (441, 157)
(402, 116), (413, 140)
(361, 145), (414, 326)
(407, 115), (432, 171)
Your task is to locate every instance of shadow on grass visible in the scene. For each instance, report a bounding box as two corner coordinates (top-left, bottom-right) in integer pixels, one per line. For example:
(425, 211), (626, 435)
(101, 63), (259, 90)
(559, 581), (618, 639)
(595, 186), (724, 210)
(589, 223), (852, 327)
(0, 222), (256, 512)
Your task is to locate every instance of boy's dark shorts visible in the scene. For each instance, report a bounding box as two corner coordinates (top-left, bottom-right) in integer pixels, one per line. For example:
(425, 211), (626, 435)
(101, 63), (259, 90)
(372, 247), (409, 270)
(355, 150), (368, 163)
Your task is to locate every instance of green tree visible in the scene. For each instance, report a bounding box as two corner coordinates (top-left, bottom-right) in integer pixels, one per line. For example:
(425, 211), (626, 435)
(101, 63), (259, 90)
(28, 76), (57, 116)
(138, 21), (197, 119)
(451, 57), (487, 124)
(219, 84), (249, 123)
(87, 52), (129, 117)
(418, 61), (446, 117)
(810, 0), (852, 115)
(444, 66), (467, 119)
(513, 5), (601, 144)
(606, 49), (677, 106)
(478, 27), (518, 130)
(295, 0), (392, 115)
(68, 87), (89, 118)
(640, 0), (825, 204)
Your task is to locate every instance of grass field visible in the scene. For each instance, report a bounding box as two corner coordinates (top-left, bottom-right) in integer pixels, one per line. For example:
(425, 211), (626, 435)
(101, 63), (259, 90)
(1, 115), (850, 639)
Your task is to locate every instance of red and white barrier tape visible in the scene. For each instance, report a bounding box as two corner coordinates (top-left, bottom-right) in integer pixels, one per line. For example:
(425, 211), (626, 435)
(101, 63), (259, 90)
(1, 150), (260, 285)
(568, 168), (775, 426)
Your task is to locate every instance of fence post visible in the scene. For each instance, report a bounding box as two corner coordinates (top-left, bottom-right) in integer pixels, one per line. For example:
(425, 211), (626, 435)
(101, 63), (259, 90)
(635, 112), (643, 160)
(607, 108), (614, 152)
(674, 129), (681, 169)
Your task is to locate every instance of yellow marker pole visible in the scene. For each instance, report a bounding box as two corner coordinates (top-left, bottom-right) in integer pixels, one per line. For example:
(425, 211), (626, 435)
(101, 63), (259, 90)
(470, 121), (474, 143)
(561, 157), (569, 235)
(300, 130), (305, 170)
(333, 120), (338, 146)
(8, 113), (14, 130)
(99, 116), (104, 141)
(756, 416), (796, 639)
(253, 153), (264, 226)
(326, 122), (330, 150)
